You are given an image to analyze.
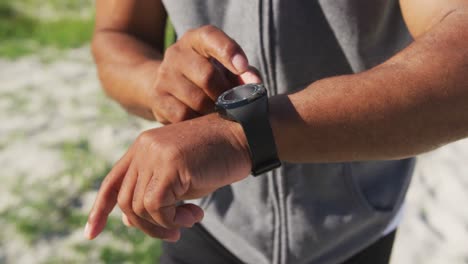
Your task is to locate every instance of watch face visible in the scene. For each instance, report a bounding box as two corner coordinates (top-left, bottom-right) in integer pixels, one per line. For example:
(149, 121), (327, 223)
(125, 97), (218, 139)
(216, 83), (267, 109)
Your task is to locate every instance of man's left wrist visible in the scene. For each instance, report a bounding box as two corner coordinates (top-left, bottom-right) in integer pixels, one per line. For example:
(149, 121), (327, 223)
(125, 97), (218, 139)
(214, 83), (282, 176)
(221, 115), (252, 170)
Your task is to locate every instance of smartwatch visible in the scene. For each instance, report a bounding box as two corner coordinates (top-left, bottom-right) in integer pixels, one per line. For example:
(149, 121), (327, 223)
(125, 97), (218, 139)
(215, 83), (281, 176)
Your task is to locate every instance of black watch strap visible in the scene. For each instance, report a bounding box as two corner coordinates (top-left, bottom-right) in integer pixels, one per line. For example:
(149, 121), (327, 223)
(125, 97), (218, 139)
(240, 107), (281, 176)
(232, 96), (281, 176)
(216, 84), (281, 176)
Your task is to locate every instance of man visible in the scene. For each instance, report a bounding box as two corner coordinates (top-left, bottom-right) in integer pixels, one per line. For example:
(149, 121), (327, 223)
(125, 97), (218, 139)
(85, 0), (468, 263)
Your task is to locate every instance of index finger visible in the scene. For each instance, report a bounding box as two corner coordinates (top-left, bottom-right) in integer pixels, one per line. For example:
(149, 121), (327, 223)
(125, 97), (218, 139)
(84, 148), (134, 240)
(189, 25), (249, 75)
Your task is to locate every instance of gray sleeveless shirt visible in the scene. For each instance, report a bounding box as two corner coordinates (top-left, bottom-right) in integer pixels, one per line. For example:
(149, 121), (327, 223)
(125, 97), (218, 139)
(162, 1), (415, 263)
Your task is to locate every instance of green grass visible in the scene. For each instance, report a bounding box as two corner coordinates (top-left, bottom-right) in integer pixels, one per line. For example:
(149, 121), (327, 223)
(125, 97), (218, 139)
(0, 1), (178, 59)
(164, 18), (176, 51)
(0, 1), (94, 58)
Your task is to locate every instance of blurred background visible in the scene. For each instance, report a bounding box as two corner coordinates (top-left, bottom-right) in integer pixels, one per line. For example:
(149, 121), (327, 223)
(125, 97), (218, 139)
(0, 1), (467, 263)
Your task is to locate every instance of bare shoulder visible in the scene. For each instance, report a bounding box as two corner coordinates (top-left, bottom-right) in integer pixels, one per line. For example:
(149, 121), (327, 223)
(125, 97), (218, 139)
(399, 0), (468, 38)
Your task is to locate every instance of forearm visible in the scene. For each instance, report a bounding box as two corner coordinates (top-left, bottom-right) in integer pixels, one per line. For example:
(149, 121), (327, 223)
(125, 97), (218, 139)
(271, 11), (468, 163)
(92, 30), (163, 120)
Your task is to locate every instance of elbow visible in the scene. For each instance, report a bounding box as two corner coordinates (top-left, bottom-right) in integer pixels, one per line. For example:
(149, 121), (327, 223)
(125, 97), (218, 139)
(91, 34), (99, 64)
(90, 30), (117, 96)
(91, 30), (106, 67)
(91, 32), (107, 92)
(91, 27), (121, 67)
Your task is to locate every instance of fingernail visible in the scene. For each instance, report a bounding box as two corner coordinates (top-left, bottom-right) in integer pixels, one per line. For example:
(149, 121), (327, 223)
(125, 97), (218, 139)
(232, 54), (248, 73)
(84, 222), (92, 240)
(240, 71), (262, 84)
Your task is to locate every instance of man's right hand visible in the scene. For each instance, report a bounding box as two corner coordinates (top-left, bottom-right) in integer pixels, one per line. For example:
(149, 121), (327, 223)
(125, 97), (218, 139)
(146, 25), (261, 124)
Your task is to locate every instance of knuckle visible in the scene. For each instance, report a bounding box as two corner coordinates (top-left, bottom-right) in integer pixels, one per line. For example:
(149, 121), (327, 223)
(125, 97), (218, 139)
(132, 201), (146, 217)
(174, 175), (190, 199)
(151, 98), (171, 124)
(155, 116), (170, 125)
(157, 118), (171, 125)
(156, 65), (171, 83)
(117, 192), (131, 213)
(198, 66), (217, 87)
(164, 44), (180, 58)
(199, 25), (220, 42)
(154, 66), (173, 87)
(136, 131), (154, 147)
(163, 144), (183, 164)
(151, 108), (167, 125)
(172, 107), (192, 123)
(143, 192), (156, 212)
(192, 94), (209, 112)
(151, 108), (164, 122)
(182, 28), (196, 40)
(132, 197), (146, 216)
(160, 146), (184, 171)
(147, 141), (162, 157)
(200, 25), (218, 35)
(218, 41), (238, 58)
